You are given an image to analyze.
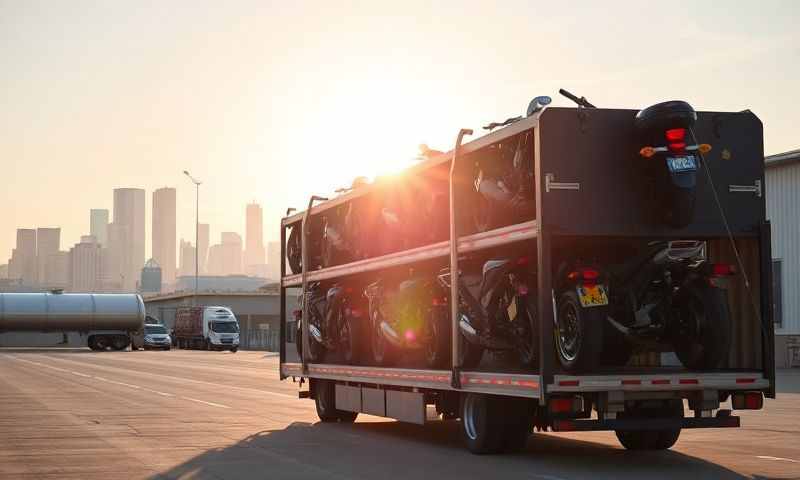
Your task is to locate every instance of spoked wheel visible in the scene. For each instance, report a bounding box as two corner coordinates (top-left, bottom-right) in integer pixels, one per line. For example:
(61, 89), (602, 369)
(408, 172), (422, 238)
(314, 379), (358, 423)
(286, 224), (303, 274)
(615, 400), (684, 450)
(555, 291), (602, 373)
(424, 306), (450, 369)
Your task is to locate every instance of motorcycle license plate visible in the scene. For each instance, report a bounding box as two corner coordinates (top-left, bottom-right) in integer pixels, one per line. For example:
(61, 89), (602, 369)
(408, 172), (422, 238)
(666, 155), (697, 173)
(577, 285), (609, 308)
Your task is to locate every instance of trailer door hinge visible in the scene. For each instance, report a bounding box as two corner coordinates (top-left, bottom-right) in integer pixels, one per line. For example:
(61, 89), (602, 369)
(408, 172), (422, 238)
(545, 173), (580, 193)
(729, 180), (761, 198)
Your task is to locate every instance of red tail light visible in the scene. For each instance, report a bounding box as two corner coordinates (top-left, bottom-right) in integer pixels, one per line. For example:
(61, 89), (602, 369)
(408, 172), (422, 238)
(711, 264), (737, 277)
(665, 128), (687, 154)
(549, 396), (583, 415)
(432, 297), (446, 306)
(568, 268), (601, 285)
(732, 391), (763, 410)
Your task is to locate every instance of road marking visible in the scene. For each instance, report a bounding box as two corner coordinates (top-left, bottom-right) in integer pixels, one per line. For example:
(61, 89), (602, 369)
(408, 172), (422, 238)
(71, 371), (92, 378)
(756, 455), (799, 463)
(181, 396), (231, 409)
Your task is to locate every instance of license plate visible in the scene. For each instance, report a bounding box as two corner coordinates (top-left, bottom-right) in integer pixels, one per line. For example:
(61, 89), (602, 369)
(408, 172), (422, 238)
(577, 285), (609, 307)
(666, 155), (697, 173)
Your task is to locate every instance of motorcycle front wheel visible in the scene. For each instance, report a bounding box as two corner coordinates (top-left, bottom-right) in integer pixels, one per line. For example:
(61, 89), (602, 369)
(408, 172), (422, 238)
(671, 283), (732, 370)
(555, 291), (603, 373)
(287, 224), (303, 274)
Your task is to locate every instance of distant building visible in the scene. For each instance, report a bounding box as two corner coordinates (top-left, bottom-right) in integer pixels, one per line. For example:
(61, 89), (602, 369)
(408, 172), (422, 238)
(766, 149), (800, 368)
(152, 187), (177, 285)
(112, 188), (145, 291)
(0, 264), (8, 279)
(10, 229), (37, 285)
(174, 275), (267, 293)
(244, 202), (265, 269)
(36, 227), (60, 285)
(267, 240), (280, 280)
(140, 258), (162, 294)
(207, 232), (243, 276)
(43, 251), (69, 289)
(69, 235), (103, 291)
(178, 239), (196, 277)
(198, 223), (210, 274)
(90, 209), (109, 246)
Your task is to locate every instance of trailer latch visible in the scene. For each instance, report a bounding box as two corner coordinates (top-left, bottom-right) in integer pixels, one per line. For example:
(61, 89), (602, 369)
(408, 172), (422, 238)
(729, 180), (761, 197)
(545, 173), (580, 193)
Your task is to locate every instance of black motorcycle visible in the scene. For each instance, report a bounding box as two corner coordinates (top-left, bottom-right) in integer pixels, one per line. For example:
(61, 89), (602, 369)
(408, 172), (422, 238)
(553, 240), (734, 373)
(471, 96), (549, 233)
(294, 282), (361, 364)
(320, 177), (372, 268)
(364, 276), (450, 368)
(438, 257), (538, 369)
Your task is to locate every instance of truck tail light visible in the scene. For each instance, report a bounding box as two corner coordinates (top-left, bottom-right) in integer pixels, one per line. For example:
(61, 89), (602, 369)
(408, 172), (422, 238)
(549, 396), (583, 415)
(731, 391), (763, 410)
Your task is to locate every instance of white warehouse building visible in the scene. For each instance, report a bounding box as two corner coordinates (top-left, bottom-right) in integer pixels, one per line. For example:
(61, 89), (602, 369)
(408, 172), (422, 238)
(766, 148), (800, 368)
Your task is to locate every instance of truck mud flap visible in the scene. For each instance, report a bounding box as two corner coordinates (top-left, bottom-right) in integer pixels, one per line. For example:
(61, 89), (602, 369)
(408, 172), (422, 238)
(552, 415), (740, 432)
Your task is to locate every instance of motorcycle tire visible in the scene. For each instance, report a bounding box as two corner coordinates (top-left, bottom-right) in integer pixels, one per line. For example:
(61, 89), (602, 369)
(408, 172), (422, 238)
(555, 291), (603, 373)
(287, 224), (303, 274)
(516, 295), (539, 369)
(672, 282), (732, 370)
(370, 308), (394, 366)
(424, 306), (451, 369)
(340, 308), (362, 365)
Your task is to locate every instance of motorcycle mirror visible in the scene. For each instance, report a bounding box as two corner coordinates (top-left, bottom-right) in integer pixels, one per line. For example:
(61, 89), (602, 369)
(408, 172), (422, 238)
(527, 96), (552, 117)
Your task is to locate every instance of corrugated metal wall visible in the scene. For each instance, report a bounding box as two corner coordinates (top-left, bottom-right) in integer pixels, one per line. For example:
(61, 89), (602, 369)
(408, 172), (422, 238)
(766, 162), (800, 335)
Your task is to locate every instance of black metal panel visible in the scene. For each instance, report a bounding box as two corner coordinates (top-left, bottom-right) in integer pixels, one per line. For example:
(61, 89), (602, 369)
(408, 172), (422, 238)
(539, 107), (765, 237)
(760, 221), (776, 398)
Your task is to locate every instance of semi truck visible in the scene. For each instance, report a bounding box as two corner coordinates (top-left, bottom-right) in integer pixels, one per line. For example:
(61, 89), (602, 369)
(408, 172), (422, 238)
(279, 92), (774, 454)
(0, 292), (145, 351)
(173, 306), (240, 352)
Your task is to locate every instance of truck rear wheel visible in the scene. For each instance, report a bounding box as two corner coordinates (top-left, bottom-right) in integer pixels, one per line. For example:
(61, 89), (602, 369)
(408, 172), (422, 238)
(462, 393), (531, 454)
(615, 400), (683, 450)
(111, 335), (129, 351)
(313, 379), (358, 423)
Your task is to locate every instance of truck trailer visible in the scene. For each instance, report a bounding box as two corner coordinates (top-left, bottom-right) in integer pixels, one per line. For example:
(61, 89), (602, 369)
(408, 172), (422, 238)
(0, 292), (145, 351)
(279, 93), (774, 454)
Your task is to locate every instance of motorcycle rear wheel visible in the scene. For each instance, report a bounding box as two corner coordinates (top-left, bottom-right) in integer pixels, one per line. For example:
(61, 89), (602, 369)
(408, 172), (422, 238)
(555, 291), (603, 373)
(286, 224), (303, 274)
(672, 283), (732, 370)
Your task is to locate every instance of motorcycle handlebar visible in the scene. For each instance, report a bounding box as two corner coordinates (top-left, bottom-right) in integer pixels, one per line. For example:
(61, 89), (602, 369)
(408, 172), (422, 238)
(559, 88), (596, 109)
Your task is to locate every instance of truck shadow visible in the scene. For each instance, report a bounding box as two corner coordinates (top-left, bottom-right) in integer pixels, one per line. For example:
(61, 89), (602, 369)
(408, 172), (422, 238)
(149, 420), (750, 480)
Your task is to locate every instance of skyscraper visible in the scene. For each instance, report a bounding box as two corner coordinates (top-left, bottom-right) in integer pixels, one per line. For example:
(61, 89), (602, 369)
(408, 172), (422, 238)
(69, 235), (102, 291)
(244, 203), (265, 269)
(221, 232), (243, 275)
(36, 227), (60, 284)
(178, 239), (197, 278)
(198, 223), (209, 274)
(11, 229), (37, 285)
(152, 187), (176, 286)
(90, 209), (109, 246)
(112, 188), (145, 291)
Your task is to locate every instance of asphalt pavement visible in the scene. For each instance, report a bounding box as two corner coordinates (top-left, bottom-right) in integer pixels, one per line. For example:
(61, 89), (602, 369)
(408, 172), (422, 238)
(1, 348), (798, 480)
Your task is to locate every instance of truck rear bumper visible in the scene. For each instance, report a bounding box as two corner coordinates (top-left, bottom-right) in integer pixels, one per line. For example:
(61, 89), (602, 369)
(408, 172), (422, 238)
(552, 413), (740, 432)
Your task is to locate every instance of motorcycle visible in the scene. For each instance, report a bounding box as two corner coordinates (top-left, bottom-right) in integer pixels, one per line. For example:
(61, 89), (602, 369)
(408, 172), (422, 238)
(364, 276), (450, 368)
(294, 282), (362, 364)
(286, 216), (324, 275)
(553, 240), (735, 373)
(320, 177), (373, 268)
(471, 96), (550, 233)
(438, 257), (538, 369)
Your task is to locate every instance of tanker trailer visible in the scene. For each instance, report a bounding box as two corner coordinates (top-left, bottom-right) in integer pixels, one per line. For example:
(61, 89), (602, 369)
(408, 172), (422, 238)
(0, 292), (145, 351)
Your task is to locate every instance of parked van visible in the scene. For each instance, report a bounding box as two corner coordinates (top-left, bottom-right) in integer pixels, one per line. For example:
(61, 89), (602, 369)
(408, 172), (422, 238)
(174, 306), (240, 352)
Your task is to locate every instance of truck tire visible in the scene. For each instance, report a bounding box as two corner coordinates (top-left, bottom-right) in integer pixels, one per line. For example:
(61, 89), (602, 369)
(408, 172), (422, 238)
(94, 335), (110, 351)
(230, 347), (238, 353)
(672, 283), (732, 370)
(314, 379), (358, 423)
(555, 291), (603, 373)
(460, 393), (505, 454)
(500, 397), (534, 453)
(111, 335), (129, 351)
(87, 336), (98, 351)
(615, 400), (683, 450)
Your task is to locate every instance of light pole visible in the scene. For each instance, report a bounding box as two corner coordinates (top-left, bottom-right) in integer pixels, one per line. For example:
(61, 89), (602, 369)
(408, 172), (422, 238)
(183, 170), (201, 306)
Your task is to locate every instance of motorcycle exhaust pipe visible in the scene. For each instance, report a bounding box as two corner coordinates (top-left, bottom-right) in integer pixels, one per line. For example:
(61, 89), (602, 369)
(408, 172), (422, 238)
(380, 321), (405, 348)
(459, 314), (513, 350)
(308, 324), (324, 344)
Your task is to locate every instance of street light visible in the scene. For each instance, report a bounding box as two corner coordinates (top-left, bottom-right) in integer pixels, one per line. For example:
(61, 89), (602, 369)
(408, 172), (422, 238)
(183, 170), (201, 306)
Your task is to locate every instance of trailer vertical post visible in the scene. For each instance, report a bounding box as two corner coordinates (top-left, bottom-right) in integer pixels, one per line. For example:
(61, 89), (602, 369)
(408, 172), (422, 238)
(300, 196), (327, 375)
(760, 220), (776, 398)
(534, 125), (555, 405)
(449, 128), (472, 389)
(279, 219), (287, 379)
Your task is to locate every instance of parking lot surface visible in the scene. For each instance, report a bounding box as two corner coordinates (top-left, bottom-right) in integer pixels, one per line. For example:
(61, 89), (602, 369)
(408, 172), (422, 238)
(1, 349), (798, 479)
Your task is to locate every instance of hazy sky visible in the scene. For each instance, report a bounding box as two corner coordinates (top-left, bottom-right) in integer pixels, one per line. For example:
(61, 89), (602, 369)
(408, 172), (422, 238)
(1, 0), (798, 262)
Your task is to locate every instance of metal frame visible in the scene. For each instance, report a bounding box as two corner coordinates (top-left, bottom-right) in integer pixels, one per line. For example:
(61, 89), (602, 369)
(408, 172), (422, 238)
(278, 109), (774, 405)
